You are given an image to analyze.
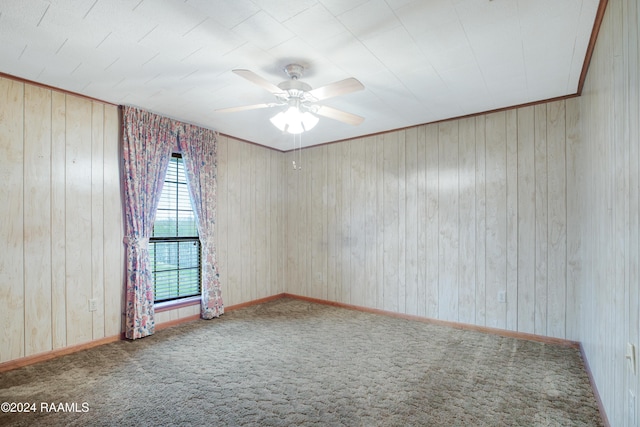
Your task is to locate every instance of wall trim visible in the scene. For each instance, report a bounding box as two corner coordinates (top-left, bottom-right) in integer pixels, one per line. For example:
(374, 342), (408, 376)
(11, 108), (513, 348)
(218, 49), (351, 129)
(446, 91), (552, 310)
(0, 72), (119, 106)
(218, 132), (287, 153)
(282, 94), (580, 153)
(0, 294), (287, 373)
(580, 344), (611, 427)
(224, 293), (286, 311)
(577, 0), (609, 95)
(283, 293), (580, 348)
(0, 335), (122, 373)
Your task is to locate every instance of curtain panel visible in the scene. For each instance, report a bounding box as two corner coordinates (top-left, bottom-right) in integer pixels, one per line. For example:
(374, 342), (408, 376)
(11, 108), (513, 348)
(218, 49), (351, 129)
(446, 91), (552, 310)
(122, 106), (224, 339)
(122, 106), (177, 339)
(178, 124), (224, 319)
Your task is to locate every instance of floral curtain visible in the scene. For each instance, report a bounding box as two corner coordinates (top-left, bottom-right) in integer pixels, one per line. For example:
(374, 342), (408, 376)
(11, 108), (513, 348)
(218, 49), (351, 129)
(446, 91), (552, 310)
(178, 124), (224, 319)
(122, 106), (177, 339)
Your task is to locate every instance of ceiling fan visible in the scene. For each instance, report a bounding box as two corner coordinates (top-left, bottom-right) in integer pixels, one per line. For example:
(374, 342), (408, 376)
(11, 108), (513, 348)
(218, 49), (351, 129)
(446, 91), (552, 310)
(216, 63), (365, 134)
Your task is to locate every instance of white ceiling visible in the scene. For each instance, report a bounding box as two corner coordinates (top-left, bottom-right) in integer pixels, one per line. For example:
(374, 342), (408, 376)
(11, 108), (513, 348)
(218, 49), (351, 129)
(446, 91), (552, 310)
(0, 0), (601, 150)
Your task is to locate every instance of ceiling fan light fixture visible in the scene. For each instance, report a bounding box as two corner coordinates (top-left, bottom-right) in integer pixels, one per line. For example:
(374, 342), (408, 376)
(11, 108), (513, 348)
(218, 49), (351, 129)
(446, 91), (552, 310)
(270, 106), (319, 134)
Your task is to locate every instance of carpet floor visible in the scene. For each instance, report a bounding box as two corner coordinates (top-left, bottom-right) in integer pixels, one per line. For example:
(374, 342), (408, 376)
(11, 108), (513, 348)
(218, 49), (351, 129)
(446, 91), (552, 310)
(0, 297), (603, 426)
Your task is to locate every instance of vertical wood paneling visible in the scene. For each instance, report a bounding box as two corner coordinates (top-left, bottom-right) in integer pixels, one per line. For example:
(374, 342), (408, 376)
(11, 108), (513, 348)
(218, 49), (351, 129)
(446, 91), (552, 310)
(102, 104), (122, 337)
(397, 132), (407, 314)
(405, 128), (419, 315)
(565, 98), (582, 341)
(425, 124), (439, 318)
(23, 84), (52, 356)
(505, 110), (519, 331)
(546, 101), (567, 339)
(416, 125), (428, 317)
(305, 148), (314, 298)
(298, 148), (322, 297)
(350, 140), (366, 306)
(375, 135), (385, 309)
(333, 143), (345, 302)
(326, 143), (338, 302)
(50, 91), (67, 347)
(316, 146), (329, 298)
(211, 138), (283, 307)
(240, 143), (252, 301)
(475, 116), (487, 326)
(340, 141), (351, 304)
(65, 95), (93, 346)
(438, 121), (459, 322)
(364, 135), (378, 308)
(576, 1), (617, 423)
(270, 149), (284, 295)
(517, 106), (536, 334)
(458, 117), (476, 324)
(272, 150), (281, 295)
(534, 104), (548, 336)
(485, 112), (507, 329)
(284, 151), (296, 296)
(90, 102), (105, 340)
(383, 132), (399, 312)
(625, 0), (640, 424)
(278, 151), (285, 296)
(285, 100), (576, 342)
(611, 1), (627, 420)
(249, 145), (258, 300)
(2, 82), (125, 360)
(619, 3), (634, 423)
(265, 148), (274, 297)
(273, 149), (280, 295)
(295, 149), (307, 297)
(0, 78), (25, 363)
(225, 140), (243, 304)
(255, 145), (269, 299)
(561, 0), (636, 423)
(308, 147), (319, 298)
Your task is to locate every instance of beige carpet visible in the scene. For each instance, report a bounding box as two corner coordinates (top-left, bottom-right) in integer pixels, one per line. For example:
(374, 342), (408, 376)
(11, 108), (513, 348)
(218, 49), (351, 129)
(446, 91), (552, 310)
(0, 297), (602, 426)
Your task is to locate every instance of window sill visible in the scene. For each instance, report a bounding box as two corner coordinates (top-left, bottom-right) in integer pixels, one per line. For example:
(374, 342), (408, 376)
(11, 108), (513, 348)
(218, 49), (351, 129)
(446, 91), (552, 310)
(155, 296), (201, 313)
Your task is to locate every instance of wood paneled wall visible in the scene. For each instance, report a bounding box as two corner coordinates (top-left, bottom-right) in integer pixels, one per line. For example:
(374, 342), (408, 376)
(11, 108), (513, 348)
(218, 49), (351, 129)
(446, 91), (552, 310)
(575, 0), (639, 425)
(213, 136), (286, 306)
(285, 101), (576, 339)
(0, 77), (123, 363)
(0, 77), (286, 362)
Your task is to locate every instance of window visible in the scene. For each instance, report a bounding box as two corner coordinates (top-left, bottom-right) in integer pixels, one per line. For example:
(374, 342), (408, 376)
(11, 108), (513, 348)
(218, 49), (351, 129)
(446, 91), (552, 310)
(150, 153), (201, 303)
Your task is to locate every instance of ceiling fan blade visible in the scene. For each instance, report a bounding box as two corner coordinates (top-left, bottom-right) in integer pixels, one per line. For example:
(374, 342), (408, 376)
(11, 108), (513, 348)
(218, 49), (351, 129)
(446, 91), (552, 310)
(215, 103), (276, 113)
(233, 69), (283, 94)
(315, 105), (364, 126)
(308, 78), (364, 101)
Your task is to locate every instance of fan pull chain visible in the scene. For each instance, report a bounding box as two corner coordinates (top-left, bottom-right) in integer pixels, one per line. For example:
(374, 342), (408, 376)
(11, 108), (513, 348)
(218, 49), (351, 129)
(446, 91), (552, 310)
(298, 132), (302, 170)
(292, 132), (302, 170)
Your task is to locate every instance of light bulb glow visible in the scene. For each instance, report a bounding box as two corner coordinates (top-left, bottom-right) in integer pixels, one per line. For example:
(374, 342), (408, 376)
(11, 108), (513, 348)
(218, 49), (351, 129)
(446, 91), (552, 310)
(270, 106), (319, 134)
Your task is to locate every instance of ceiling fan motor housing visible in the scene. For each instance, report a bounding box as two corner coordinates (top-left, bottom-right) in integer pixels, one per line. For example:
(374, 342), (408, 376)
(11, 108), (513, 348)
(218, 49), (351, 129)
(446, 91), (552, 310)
(283, 63), (305, 79)
(277, 65), (314, 103)
(278, 80), (312, 92)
